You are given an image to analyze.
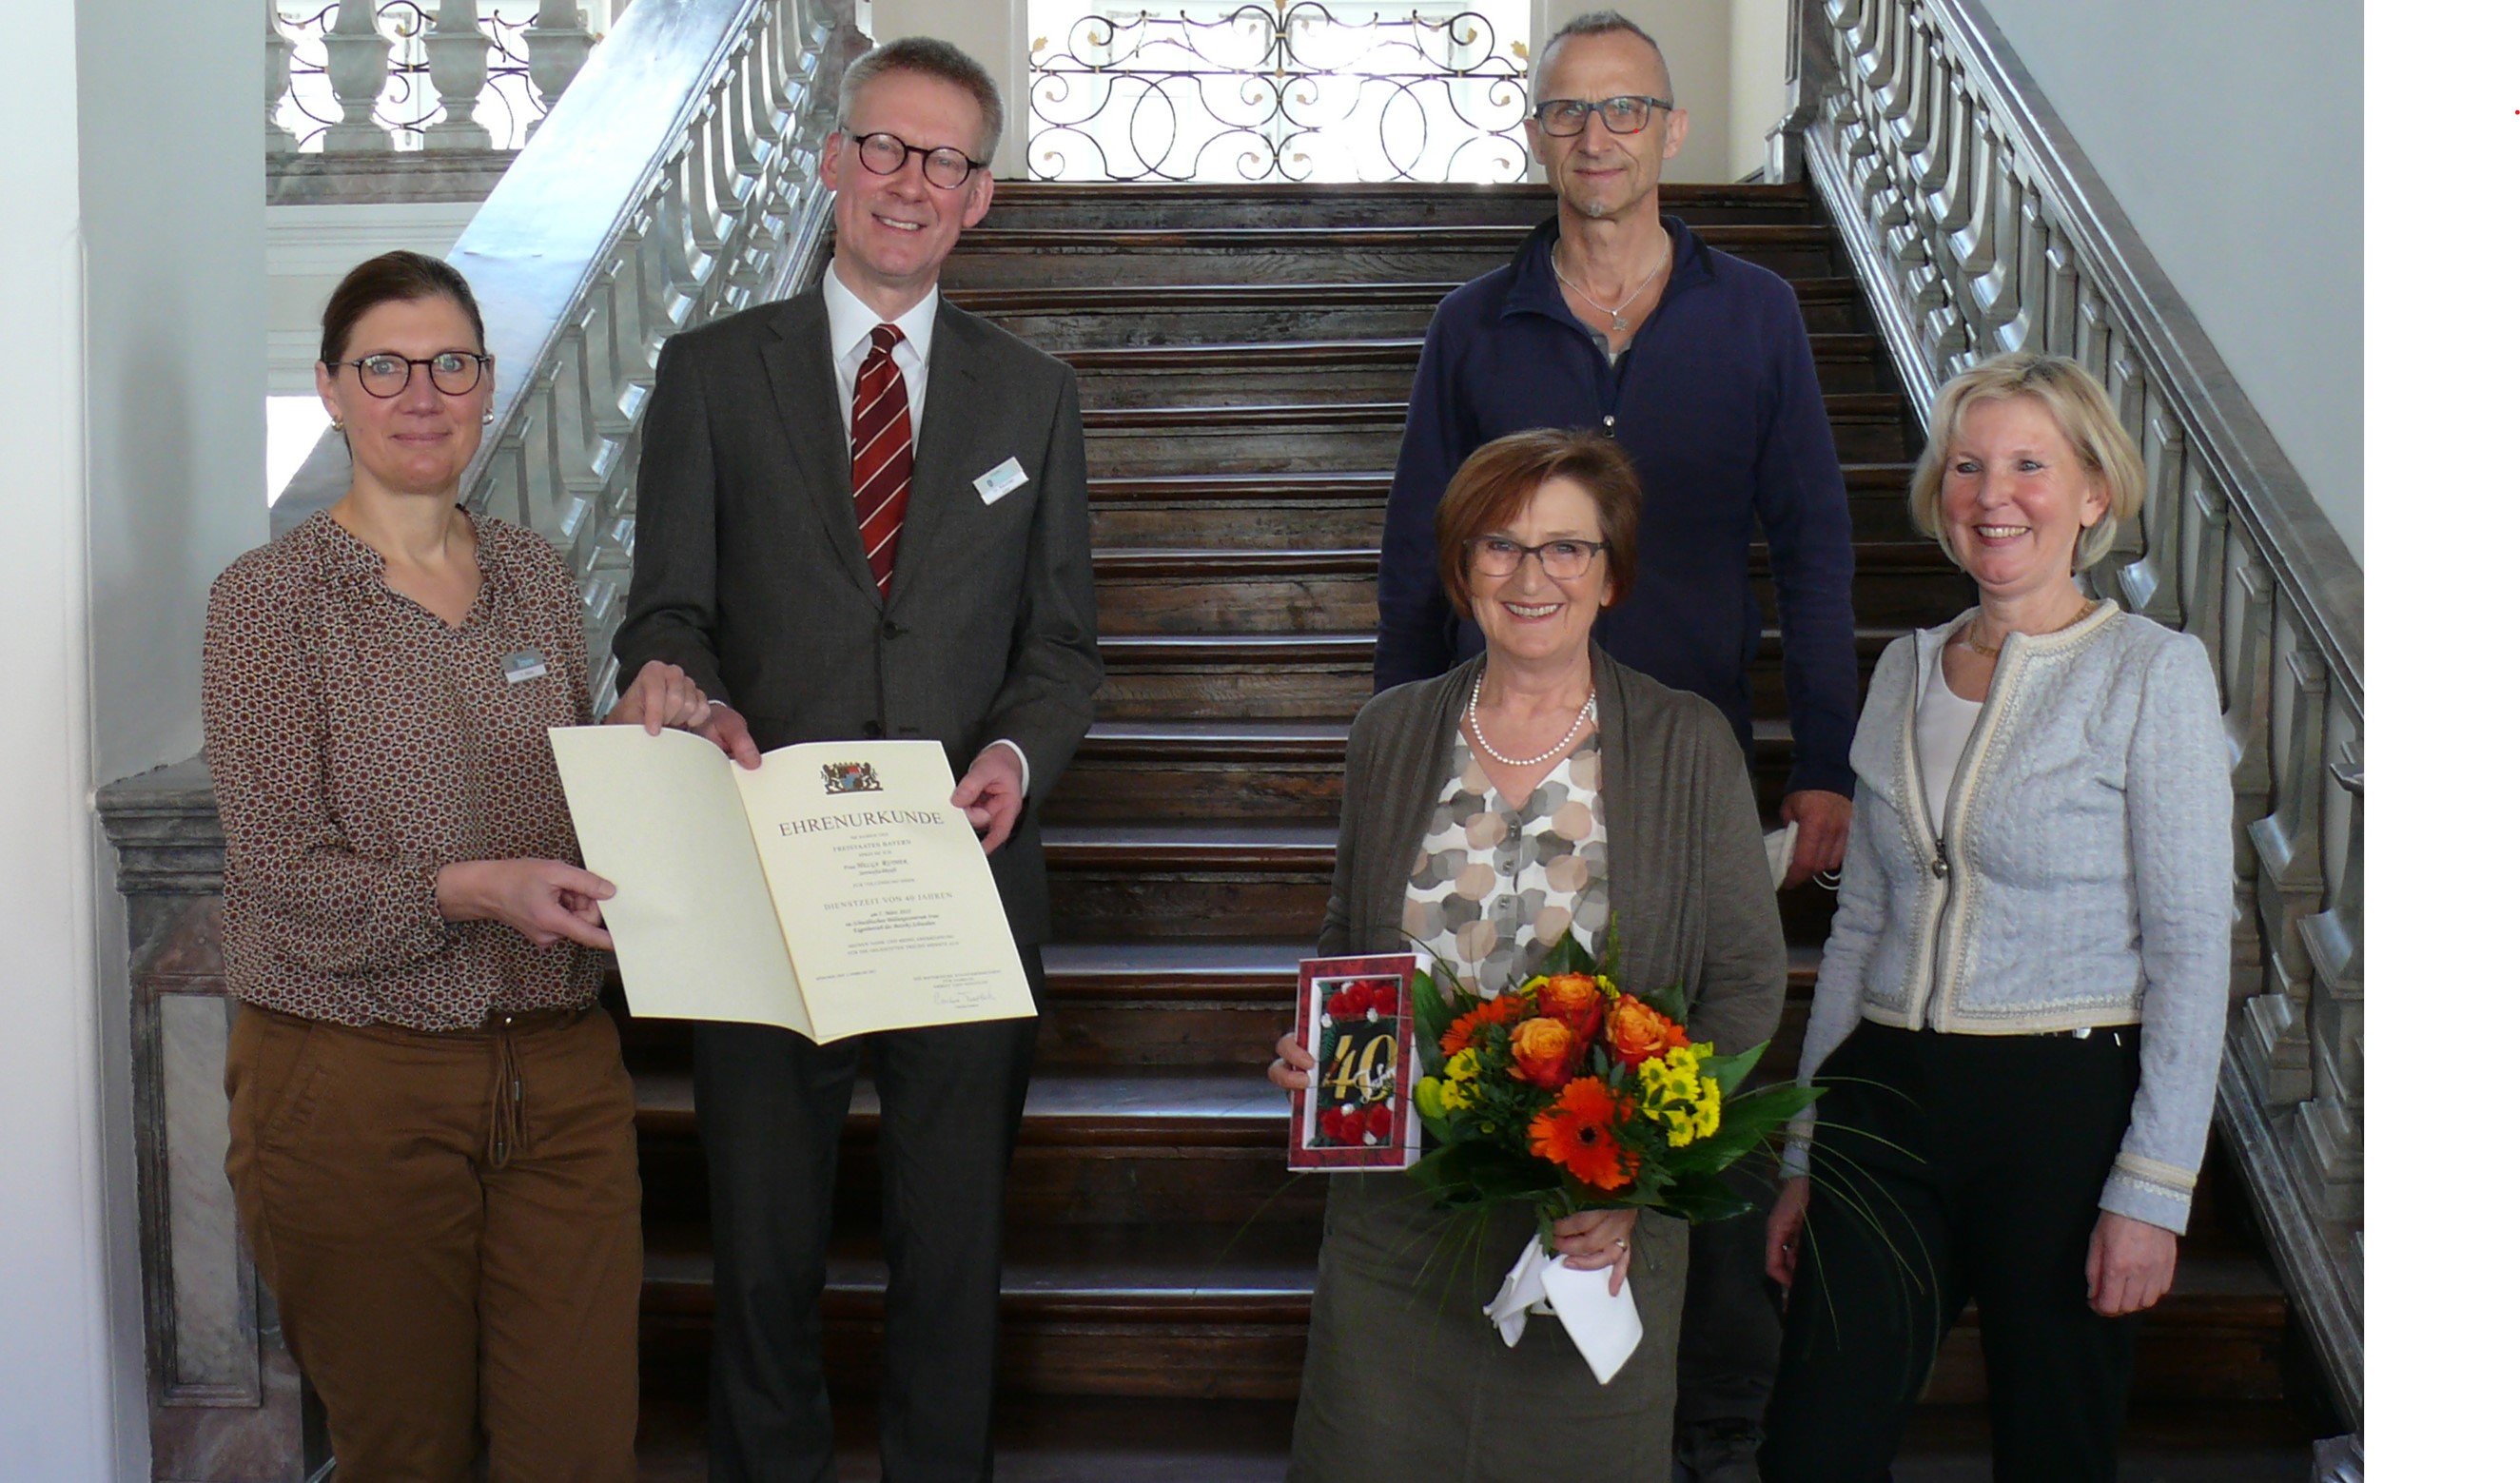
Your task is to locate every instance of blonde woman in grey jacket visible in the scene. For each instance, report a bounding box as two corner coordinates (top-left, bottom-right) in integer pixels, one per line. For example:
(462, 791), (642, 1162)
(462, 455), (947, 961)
(1758, 351), (2231, 1483)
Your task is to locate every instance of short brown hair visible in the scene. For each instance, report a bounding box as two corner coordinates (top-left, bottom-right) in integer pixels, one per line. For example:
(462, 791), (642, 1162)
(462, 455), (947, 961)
(1432, 429), (1643, 618)
(1909, 351), (2146, 572)
(832, 36), (1006, 165)
(319, 250), (484, 365)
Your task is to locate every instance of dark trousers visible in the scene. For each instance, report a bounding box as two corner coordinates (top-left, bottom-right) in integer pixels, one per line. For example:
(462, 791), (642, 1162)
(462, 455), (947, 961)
(696, 949), (1041, 1483)
(1762, 1021), (2143, 1483)
(1675, 1161), (1782, 1427)
(225, 1004), (643, 1483)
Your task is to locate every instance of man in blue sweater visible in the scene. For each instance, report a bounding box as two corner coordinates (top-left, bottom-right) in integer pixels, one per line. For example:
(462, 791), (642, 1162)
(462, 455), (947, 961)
(1372, 12), (1859, 1480)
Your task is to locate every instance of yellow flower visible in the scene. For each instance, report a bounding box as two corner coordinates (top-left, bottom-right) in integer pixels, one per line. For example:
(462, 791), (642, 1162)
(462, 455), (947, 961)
(1437, 1046), (1483, 1112)
(1635, 1043), (1721, 1148)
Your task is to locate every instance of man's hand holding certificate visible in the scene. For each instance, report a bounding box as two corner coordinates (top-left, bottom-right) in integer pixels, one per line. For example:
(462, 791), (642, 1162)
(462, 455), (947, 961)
(548, 729), (1036, 1042)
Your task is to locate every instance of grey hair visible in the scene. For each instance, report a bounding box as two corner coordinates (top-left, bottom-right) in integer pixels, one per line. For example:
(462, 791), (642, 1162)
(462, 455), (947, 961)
(830, 36), (1005, 166)
(1535, 10), (1673, 101)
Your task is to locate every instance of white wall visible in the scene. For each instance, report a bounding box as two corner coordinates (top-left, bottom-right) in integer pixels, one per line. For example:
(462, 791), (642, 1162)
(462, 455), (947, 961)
(886, 0), (1032, 175)
(1728, 0), (1788, 180)
(1975, 0), (2363, 560)
(0, 0), (265, 1473)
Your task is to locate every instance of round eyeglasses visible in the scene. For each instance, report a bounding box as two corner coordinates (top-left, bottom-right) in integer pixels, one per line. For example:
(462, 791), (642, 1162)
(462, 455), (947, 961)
(1532, 95), (1673, 137)
(324, 350), (492, 398)
(844, 128), (986, 189)
(1466, 536), (1609, 580)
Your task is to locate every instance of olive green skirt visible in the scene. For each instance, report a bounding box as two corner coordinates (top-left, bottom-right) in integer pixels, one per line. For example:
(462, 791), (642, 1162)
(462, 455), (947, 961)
(1287, 1174), (1689, 1483)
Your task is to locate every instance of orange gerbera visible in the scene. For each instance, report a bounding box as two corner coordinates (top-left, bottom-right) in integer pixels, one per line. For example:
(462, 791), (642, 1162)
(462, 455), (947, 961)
(1439, 992), (1530, 1057)
(1529, 1077), (1639, 1193)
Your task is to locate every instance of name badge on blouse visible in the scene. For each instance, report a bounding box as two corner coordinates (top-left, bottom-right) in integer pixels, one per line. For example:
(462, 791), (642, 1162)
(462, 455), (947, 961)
(501, 649), (550, 684)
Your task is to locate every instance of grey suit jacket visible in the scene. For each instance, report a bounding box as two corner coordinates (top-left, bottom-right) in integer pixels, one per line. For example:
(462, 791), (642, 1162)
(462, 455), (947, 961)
(614, 287), (1103, 945)
(1320, 648), (1787, 1060)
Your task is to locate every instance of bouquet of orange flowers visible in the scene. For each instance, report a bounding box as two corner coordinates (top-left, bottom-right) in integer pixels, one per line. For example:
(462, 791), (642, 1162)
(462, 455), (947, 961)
(1408, 926), (1821, 1233)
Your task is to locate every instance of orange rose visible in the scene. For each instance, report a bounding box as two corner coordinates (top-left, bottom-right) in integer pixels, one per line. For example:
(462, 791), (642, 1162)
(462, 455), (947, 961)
(1533, 972), (1606, 1043)
(1509, 1016), (1582, 1090)
(1607, 996), (1686, 1068)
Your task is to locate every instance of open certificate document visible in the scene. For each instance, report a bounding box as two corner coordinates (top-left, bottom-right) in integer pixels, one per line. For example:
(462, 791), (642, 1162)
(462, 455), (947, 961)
(547, 729), (1036, 1042)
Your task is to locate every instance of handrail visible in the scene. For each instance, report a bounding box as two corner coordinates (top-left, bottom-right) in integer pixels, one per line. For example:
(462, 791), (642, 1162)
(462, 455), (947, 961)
(273, 0), (869, 702)
(1780, 0), (2364, 1425)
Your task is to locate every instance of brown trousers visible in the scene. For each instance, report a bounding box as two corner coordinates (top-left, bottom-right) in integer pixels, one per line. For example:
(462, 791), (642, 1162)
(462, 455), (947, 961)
(225, 1003), (643, 1483)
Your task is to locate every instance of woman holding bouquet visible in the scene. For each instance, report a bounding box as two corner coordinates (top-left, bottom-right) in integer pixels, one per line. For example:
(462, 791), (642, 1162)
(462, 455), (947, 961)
(1267, 429), (1787, 1481)
(1759, 351), (2232, 1482)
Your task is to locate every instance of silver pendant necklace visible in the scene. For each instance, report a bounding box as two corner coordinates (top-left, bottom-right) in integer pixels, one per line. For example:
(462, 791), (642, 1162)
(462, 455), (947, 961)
(1551, 233), (1672, 335)
(1467, 672), (1598, 768)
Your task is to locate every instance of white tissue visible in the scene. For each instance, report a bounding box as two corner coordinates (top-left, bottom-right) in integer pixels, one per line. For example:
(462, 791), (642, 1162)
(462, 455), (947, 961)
(1481, 1233), (1645, 1385)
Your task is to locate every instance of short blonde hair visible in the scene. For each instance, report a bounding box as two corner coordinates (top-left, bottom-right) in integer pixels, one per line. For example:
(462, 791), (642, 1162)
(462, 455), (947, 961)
(1908, 351), (2145, 573)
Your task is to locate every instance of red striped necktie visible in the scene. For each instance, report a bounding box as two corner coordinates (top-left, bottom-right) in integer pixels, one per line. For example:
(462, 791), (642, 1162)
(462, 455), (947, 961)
(850, 322), (911, 596)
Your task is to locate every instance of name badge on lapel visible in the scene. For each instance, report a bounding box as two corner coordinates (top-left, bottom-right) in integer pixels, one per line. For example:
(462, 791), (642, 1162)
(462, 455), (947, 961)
(973, 458), (1029, 505)
(502, 649), (550, 684)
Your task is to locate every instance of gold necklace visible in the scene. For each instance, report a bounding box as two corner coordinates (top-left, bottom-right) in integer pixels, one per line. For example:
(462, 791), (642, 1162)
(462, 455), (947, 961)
(1964, 598), (2099, 657)
(1550, 234), (1672, 334)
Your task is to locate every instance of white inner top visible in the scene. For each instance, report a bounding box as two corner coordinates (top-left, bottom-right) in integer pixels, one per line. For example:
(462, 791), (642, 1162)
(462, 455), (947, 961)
(1915, 648), (1983, 837)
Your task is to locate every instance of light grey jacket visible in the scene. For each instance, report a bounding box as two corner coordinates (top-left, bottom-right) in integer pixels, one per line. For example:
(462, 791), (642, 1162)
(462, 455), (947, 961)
(1790, 601), (2232, 1232)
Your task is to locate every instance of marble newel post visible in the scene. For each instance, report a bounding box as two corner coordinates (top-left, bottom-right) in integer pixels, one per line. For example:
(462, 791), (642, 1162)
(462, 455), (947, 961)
(98, 761), (325, 1483)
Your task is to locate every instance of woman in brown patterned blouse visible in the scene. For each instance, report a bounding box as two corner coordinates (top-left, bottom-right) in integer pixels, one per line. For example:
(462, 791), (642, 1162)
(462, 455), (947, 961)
(203, 251), (713, 1481)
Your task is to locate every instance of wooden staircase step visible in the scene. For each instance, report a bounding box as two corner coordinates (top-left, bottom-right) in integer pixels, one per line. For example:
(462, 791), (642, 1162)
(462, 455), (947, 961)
(1089, 542), (1969, 635)
(1083, 393), (1914, 476)
(636, 1216), (2283, 1404)
(1048, 716), (1814, 825)
(1087, 460), (1925, 548)
(1062, 334), (1887, 407)
(633, 1066), (1323, 1226)
(978, 179), (1811, 229)
(961, 275), (1875, 350)
(1091, 626), (1904, 723)
(947, 224), (1843, 289)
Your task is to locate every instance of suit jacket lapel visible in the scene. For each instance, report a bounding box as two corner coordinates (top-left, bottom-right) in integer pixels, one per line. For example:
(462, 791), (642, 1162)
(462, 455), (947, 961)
(760, 293), (880, 604)
(889, 302), (986, 607)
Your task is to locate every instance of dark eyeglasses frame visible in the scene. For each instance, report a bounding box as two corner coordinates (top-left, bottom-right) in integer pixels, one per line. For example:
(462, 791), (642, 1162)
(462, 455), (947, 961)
(844, 128), (988, 189)
(1465, 536), (1611, 579)
(1531, 95), (1674, 137)
(324, 350), (494, 399)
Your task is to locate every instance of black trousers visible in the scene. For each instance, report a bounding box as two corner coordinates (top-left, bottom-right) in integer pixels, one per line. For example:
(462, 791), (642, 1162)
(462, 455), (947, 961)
(1761, 1021), (2143, 1483)
(695, 949), (1042, 1483)
(1675, 1153), (1782, 1429)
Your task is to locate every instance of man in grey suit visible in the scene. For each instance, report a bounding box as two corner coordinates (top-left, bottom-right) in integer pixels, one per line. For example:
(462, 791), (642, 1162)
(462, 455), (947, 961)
(613, 36), (1102, 1483)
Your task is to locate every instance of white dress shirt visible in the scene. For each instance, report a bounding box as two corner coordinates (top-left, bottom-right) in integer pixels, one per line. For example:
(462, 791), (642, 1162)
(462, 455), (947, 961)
(818, 266), (1031, 799)
(824, 266), (940, 448)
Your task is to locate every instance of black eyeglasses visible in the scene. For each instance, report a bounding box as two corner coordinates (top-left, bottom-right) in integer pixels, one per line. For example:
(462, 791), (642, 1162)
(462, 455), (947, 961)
(1466, 536), (1609, 579)
(843, 129), (987, 189)
(1532, 96), (1673, 136)
(324, 350), (493, 398)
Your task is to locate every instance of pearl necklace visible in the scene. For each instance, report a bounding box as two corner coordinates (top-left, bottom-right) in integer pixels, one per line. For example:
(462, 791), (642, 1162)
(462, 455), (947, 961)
(1467, 672), (1598, 768)
(1551, 234), (1672, 335)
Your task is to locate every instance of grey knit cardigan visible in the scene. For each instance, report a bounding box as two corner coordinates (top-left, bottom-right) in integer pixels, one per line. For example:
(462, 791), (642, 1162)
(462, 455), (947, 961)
(1319, 648), (1787, 1065)
(1788, 601), (2233, 1232)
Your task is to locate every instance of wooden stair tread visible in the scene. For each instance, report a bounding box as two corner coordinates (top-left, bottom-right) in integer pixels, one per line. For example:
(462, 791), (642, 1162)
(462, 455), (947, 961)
(957, 276), (1865, 312)
(1062, 334), (1882, 369)
(645, 1220), (1320, 1316)
(635, 1065), (1290, 1143)
(1040, 937), (1825, 996)
(1102, 626), (1907, 661)
(1092, 543), (1955, 573)
(959, 223), (1835, 251)
(1087, 391), (1905, 430)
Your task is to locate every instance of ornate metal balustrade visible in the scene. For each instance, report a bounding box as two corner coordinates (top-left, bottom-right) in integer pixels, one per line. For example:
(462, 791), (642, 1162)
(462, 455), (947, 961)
(1777, 0), (2365, 1426)
(266, 0), (598, 153)
(1026, 3), (1529, 182)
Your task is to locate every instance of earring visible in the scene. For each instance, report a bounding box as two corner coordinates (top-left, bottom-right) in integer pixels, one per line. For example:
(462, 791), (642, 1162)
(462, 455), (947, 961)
(482, 410), (495, 424)
(329, 417), (344, 431)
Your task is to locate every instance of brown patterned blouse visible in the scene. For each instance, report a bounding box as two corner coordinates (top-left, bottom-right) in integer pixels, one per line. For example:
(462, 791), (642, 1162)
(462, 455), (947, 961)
(202, 509), (601, 1030)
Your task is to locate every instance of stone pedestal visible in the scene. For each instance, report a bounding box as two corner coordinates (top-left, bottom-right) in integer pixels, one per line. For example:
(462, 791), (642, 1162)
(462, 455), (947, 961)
(100, 760), (327, 1483)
